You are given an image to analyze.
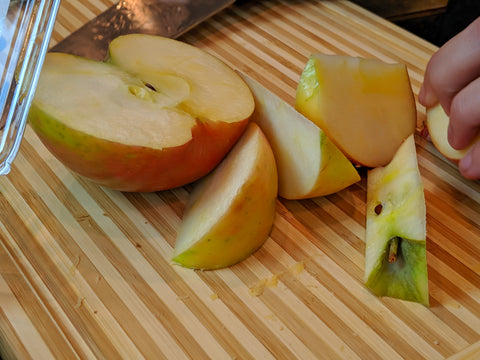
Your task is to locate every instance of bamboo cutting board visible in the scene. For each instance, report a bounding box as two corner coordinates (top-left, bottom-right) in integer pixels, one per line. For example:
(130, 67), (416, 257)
(1, 0), (480, 359)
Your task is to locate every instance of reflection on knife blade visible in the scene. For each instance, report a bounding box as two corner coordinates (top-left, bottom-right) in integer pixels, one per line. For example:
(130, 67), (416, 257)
(51, 0), (235, 61)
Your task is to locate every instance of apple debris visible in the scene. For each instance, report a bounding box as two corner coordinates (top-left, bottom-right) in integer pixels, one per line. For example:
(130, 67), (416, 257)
(29, 34), (254, 192)
(172, 122), (278, 270)
(239, 73), (360, 200)
(365, 134), (429, 306)
(295, 54), (416, 168)
(426, 103), (479, 162)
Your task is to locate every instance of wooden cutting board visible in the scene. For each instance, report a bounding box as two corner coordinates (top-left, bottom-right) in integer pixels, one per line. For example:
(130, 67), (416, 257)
(1, 0), (480, 359)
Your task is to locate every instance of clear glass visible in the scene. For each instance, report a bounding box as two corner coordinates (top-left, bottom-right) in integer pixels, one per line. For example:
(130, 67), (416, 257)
(0, 0), (60, 175)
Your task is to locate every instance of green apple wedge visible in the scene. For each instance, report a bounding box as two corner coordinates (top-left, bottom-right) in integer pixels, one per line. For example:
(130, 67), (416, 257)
(365, 134), (429, 306)
(295, 54), (416, 168)
(239, 73), (360, 200)
(172, 122), (278, 270)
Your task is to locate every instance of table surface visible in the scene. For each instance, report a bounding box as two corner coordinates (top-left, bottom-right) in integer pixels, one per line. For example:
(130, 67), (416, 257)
(1, 0), (480, 359)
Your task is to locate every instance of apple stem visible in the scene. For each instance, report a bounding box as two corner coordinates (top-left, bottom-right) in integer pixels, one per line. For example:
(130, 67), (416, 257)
(388, 237), (400, 263)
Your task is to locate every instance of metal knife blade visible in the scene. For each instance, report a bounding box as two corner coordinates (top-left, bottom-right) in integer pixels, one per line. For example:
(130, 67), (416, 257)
(51, 0), (234, 60)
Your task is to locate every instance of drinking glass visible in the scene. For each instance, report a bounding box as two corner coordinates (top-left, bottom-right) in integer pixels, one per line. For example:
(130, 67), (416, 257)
(0, 0), (60, 175)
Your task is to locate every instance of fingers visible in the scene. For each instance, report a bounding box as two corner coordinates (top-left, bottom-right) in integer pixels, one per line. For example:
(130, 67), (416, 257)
(418, 77), (438, 108)
(419, 17), (480, 113)
(459, 141), (480, 179)
(447, 77), (480, 149)
(420, 17), (480, 179)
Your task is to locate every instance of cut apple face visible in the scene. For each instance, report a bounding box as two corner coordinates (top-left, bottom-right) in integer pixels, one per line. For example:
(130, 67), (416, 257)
(239, 73), (360, 199)
(108, 34), (254, 125)
(426, 103), (478, 161)
(172, 122), (278, 270)
(29, 34), (254, 192)
(365, 134), (429, 306)
(295, 54), (417, 168)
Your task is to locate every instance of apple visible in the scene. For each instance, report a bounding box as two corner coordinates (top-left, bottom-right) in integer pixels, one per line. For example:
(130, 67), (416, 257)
(172, 122), (278, 269)
(364, 134), (429, 306)
(295, 54), (417, 168)
(28, 34), (254, 192)
(426, 103), (479, 161)
(239, 73), (360, 199)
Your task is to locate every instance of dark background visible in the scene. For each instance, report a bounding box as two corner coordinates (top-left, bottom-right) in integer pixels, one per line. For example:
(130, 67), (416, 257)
(351, 0), (480, 47)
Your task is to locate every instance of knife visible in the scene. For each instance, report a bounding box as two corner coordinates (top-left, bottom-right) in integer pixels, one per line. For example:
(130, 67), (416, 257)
(51, 0), (235, 60)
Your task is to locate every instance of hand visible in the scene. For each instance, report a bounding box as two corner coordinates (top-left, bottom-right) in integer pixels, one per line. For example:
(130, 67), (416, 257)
(419, 17), (480, 179)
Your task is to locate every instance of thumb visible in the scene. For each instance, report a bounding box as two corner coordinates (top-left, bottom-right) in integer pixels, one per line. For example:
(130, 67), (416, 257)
(419, 73), (439, 108)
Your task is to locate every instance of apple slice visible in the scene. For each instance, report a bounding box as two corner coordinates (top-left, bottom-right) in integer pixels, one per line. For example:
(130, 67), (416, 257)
(29, 34), (254, 192)
(172, 122), (278, 269)
(239, 73), (360, 199)
(426, 103), (479, 161)
(295, 54), (417, 168)
(365, 134), (429, 306)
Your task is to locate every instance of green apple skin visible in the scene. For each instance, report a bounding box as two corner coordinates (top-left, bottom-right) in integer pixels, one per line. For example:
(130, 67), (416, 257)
(172, 123), (278, 270)
(365, 134), (429, 306)
(29, 105), (248, 192)
(364, 239), (428, 306)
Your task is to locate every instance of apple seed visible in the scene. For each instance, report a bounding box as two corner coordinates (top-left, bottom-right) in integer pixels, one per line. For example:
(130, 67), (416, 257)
(144, 82), (157, 91)
(374, 204), (383, 215)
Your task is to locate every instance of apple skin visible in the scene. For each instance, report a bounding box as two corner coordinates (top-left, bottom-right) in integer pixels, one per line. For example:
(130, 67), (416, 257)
(172, 122), (278, 269)
(365, 134), (429, 306)
(295, 54), (416, 168)
(29, 106), (248, 192)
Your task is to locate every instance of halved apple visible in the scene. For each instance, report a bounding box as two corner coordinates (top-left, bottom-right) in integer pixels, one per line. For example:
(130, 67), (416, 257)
(239, 73), (360, 199)
(295, 54), (417, 168)
(365, 134), (429, 306)
(426, 103), (479, 161)
(29, 34), (254, 192)
(172, 122), (278, 269)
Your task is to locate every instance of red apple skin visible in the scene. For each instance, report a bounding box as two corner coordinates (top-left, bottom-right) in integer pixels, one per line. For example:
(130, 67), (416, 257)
(29, 104), (249, 192)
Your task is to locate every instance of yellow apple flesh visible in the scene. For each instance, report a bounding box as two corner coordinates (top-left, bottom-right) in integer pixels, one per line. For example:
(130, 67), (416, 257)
(426, 103), (479, 162)
(29, 35), (254, 192)
(295, 54), (417, 168)
(240, 73), (360, 199)
(172, 122), (278, 270)
(365, 134), (428, 306)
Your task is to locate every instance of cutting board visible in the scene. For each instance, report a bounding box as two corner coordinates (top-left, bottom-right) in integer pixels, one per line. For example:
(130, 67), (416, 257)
(1, 0), (480, 359)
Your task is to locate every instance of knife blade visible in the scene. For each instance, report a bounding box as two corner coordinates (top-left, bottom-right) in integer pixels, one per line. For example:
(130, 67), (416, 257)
(51, 0), (234, 60)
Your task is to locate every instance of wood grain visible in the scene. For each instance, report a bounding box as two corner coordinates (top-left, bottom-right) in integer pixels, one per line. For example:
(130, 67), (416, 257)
(1, 0), (480, 359)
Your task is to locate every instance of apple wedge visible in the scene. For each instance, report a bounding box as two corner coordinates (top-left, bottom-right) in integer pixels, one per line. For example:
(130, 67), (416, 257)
(172, 122), (278, 269)
(295, 54), (416, 168)
(365, 134), (428, 306)
(239, 73), (360, 199)
(29, 34), (254, 192)
(426, 103), (479, 161)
